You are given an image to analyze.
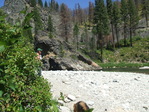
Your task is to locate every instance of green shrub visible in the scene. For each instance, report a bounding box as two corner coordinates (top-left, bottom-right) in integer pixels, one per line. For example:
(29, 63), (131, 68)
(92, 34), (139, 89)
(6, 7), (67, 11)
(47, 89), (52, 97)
(0, 11), (59, 112)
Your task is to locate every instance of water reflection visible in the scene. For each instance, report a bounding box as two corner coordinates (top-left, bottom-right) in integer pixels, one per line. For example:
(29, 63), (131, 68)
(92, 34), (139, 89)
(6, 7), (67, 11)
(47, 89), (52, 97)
(103, 68), (149, 74)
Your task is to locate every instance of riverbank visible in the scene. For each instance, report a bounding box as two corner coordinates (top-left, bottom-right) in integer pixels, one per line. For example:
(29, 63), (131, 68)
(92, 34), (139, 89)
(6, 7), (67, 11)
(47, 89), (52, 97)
(42, 71), (149, 112)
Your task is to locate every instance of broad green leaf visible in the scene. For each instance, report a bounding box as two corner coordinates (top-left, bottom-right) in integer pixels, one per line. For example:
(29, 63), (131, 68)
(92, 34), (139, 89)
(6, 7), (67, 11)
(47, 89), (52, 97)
(0, 45), (5, 53)
(6, 29), (16, 33)
(85, 108), (94, 112)
(0, 80), (5, 84)
(0, 91), (3, 97)
(0, 16), (5, 21)
(9, 84), (16, 91)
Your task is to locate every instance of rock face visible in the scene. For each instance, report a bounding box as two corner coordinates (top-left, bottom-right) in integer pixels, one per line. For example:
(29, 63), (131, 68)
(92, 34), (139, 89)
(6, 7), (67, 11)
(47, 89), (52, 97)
(35, 31), (102, 71)
(2, 0), (28, 24)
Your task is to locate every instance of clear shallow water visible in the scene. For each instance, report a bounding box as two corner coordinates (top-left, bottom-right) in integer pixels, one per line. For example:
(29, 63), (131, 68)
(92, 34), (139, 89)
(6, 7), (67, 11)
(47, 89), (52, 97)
(103, 68), (149, 74)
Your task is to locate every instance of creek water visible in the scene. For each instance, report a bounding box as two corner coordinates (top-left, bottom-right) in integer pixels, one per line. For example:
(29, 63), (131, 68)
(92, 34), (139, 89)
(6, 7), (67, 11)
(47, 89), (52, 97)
(103, 68), (149, 74)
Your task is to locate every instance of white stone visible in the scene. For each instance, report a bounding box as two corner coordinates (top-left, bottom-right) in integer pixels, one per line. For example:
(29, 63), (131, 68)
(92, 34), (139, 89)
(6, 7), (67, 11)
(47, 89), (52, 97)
(64, 97), (71, 103)
(67, 94), (76, 101)
(58, 100), (65, 105)
(139, 66), (149, 69)
(59, 106), (71, 112)
(86, 101), (94, 106)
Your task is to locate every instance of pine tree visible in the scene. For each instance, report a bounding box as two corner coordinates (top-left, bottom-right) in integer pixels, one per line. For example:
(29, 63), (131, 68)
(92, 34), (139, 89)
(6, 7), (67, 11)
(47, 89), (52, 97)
(94, 0), (109, 62)
(112, 2), (121, 48)
(50, 0), (56, 11)
(48, 15), (54, 38)
(30, 0), (36, 7)
(128, 0), (139, 47)
(77, 3), (83, 25)
(142, 0), (149, 27)
(38, 0), (43, 7)
(134, 0), (139, 9)
(60, 3), (71, 42)
(73, 24), (79, 50)
(33, 7), (43, 34)
(84, 23), (89, 50)
(55, 2), (59, 12)
(88, 2), (94, 26)
(106, 0), (115, 50)
(44, 1), (48, 8)
(121, 0), (129, 46)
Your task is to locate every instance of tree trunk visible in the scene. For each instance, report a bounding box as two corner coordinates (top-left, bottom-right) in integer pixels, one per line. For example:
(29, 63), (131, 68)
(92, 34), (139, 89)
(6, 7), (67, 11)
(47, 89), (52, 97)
(129, 27), (133, 47)
(97, 34), (100, 50)
(115, 25), (119, 48)
(124, 22), (127, 47)
(99, 33), (103, 62)
(111, 23), (115, 50)
(145, 14), (148, 27)
(77, 35), (79, 50)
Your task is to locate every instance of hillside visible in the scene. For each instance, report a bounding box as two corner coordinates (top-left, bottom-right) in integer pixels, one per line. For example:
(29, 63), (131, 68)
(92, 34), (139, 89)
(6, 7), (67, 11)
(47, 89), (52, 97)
(1, 0), (149, 70)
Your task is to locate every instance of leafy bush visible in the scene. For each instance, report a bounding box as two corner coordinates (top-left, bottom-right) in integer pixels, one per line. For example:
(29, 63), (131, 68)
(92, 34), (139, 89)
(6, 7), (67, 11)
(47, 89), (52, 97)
(0, 11), (58, 112)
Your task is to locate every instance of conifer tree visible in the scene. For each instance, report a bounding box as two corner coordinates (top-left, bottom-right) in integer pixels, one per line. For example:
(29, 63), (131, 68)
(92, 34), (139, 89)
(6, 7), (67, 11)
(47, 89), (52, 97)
(142, 0), (149, 27)
(38, 0), (43, 7)
(30, 0), (36, 7)
(106, 0), (115, 50)
(55, 2), (59, 12)
(77, 3), (83, 25)
(50, 0), (56, 10)
(60, 3), (71, 42)
(48, 15), (54, 38)
(73, 24), (79, 50)
(33, 7), (43, 34)
(128, 0), (139, 47)
(88, 2), (94, 26)
(121, 0), (129, 46)
(84, 23), (89, 50)
(112, 2), (121, 48)
(44, 1), (48, 8)
(94, 0), (109, 62)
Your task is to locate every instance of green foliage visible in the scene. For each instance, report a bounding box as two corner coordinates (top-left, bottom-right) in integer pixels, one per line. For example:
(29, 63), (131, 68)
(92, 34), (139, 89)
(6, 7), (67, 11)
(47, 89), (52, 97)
(141, 0), (149, 17)
(112, 2), (121, 26)
(94, 0), (109, 35)
(141, 0), (149, 27)
(102, 37), (149, 66)
(85, 108), (94, 112)
(21, 9), (34, 43)
(59, 92), (65, 102)
(73, 24), (79, 50)
(73, 24), (79, 36)
(30, 0), (36, 7)
(44, 1), (48, 8)
(48, 15), (54, 35)
(38, 0), (43, 7)
(106, 0), (113, 19)
(128, 0), (139, 28)
(121, 0), (128, 22)
(48, 15), (55, 39)
(0, 11), (59, 112)
(94, 0), (109, 62)
(33, 7), (43, 34)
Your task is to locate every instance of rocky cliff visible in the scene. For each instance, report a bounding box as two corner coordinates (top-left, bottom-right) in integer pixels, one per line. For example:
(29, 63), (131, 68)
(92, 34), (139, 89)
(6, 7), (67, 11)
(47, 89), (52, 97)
(2, 0), (102, 71)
